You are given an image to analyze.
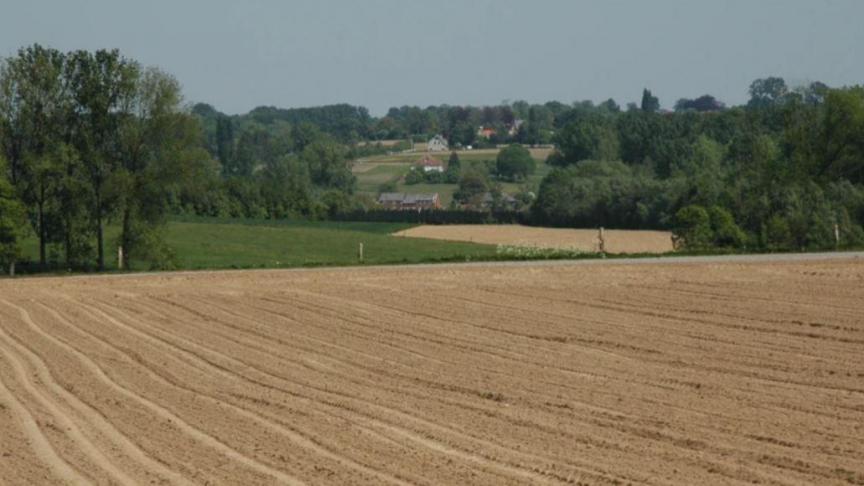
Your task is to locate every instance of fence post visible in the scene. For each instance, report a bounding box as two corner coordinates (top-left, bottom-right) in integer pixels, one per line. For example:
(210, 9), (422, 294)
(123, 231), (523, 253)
(118, 246), (124, 270)
(834, 224), (840, 250)
(598, 227), (606, 256)
(358, 242), (364, 263)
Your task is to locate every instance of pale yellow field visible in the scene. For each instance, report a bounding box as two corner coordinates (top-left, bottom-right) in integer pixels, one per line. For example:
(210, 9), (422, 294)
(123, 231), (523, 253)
(395, 224), (675, 254)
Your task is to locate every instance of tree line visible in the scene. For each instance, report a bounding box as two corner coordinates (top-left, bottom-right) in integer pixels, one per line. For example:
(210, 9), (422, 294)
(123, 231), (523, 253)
(535, 81), (864, 251)
(0, 45), (215, 271)
(2, 44), (863, 273)
(0, 45), (369, 271)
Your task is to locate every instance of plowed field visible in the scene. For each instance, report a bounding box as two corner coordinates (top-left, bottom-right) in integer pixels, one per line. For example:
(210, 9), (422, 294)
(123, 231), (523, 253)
(394, 225), (675, 254)
(1, 257), (863, 485)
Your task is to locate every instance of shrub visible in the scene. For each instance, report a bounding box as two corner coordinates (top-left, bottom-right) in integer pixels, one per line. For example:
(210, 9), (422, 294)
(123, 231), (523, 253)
(673, 205), (713, 249)
(708, 206), (747, 248)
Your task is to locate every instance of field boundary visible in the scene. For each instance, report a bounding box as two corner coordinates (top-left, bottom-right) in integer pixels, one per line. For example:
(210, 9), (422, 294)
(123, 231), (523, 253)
(4, 250), (863, 283)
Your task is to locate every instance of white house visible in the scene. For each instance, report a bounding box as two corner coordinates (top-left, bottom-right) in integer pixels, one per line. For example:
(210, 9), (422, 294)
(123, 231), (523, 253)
(417, 155), (445, 173)
(427, 134), (449, 152)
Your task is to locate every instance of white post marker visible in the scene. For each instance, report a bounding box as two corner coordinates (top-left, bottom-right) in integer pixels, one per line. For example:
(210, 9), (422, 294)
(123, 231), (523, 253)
(359, 242), (364, 263)
(118, 246), (124, 270)
(598, 227), (606, 256)
(8, 262), (14, 277)
(835, 224), (841, 249)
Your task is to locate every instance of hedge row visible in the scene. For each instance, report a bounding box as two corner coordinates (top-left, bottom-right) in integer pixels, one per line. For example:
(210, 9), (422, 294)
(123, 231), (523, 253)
(331, 209), (529, 225)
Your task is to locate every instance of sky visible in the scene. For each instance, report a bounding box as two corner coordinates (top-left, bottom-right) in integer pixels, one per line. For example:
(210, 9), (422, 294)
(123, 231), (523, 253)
(2, 0), (862, 115)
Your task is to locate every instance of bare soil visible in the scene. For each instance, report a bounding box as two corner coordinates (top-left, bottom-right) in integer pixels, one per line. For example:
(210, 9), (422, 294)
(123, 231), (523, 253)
(1, 258), (862, 485)
(395, 224), (675, 254)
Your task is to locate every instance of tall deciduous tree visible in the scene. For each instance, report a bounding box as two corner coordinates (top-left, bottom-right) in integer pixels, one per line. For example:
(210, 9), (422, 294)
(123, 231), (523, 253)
(748, 77), (788, 108)
(0, 156), (27, 271)
(65, 48), (139, 270)
(0, 44), (69, 266)
(115, 67), (207, 268)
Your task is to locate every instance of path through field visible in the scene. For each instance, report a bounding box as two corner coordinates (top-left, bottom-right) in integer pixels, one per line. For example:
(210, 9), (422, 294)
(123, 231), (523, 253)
(1, 257), (863, 485)
(395, 224), (675, 254)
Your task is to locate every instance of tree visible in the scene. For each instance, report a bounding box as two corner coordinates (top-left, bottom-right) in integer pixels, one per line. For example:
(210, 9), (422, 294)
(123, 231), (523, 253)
(674, 95), (726, 112)
(215, 115), (235, 173)
(445, 151), (461, 183)
(403, 168), (425, 185)
(641, 89), (660, 113)
(300, 139), (355, 192)
(454, 170), (488, 207)
(496, 144), (535, 181)
(66, 48), (140, 270)
(0, 44), (69, 266)
(673, 205), (713, 249)
(259, 155), (313, 218)
(599, 98), (620, 113)
(232, 124), (272, 177)
(748, 77), (788, 108)
(115, 67), (208, 268)
(815, 87), (864, 183)
(532, 161), (669, 228)
(708, 206), (747, 248)
(552, 115), (620, 165)
(791, 81), (830, 106)
(0, 157), (27, 272)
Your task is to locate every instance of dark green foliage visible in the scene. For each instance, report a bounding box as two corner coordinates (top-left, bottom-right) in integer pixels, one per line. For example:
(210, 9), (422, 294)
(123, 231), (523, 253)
(446, 151), (461, 183)
(675, 95), (725, 112)
(454, 171), (489, 207)
(672, 205), (746, 250)
(0, 157), (27, 267)
(404, 168), (425, 185)
(551, 114), (620, 165)
(377, 180), (398, 194)
(495, 144), (535, 181)
(748, 77), (789, 108)
(300, 140), (354, 192)
(532, 161), (671, 228)
(246, 104), (371, 143)
(530, 82), (864, 252)
(673, 205), (713, 249)
(641, 89), (660, 113)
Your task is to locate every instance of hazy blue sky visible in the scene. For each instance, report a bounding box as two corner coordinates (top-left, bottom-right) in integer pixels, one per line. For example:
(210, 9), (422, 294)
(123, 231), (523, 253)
(2, 0), (862, 115)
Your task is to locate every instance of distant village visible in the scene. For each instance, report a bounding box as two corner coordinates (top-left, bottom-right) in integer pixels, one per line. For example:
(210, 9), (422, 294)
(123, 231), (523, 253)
(376, 120), (526, 212)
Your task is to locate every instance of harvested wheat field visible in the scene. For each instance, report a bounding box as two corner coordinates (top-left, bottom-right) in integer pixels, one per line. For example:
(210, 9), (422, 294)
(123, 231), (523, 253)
(394, 224), (675, 254)
(1, 256), (863, 485)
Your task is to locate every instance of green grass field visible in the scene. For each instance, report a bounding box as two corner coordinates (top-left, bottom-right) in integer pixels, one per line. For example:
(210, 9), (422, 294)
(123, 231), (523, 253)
(19, 218), (500, 272)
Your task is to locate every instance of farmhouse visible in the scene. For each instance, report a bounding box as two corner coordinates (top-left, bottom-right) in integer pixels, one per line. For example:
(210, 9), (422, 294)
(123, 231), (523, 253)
(477, 126), (496, 139)
(417, 154), (444, 173)
(378, 192), (442, 211)
(427, 134), (449, 152)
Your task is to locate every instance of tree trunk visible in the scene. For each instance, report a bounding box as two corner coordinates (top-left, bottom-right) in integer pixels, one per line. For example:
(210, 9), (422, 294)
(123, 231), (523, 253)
(96, 190), (105, 271)
(64, 225), (72, 269)
(121, 206), (132, 269)
(38, 200), (46, 267)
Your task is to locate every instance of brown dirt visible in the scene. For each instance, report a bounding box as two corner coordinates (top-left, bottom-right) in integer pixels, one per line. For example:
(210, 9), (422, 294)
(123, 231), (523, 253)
(395, 224), (675, 254)
(1, 258), (863, 485)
